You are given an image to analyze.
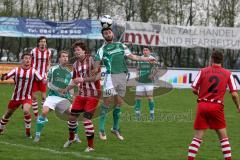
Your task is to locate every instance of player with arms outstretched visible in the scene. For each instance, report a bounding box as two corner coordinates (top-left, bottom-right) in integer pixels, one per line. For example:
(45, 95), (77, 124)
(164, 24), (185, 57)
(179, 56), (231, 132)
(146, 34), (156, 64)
(0, 52), (44, 138)
(94, 27), (156, 141)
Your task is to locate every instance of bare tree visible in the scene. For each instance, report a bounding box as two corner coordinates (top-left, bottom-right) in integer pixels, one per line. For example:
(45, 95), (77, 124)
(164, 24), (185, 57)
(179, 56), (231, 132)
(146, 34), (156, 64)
(72, 0), (84, 19)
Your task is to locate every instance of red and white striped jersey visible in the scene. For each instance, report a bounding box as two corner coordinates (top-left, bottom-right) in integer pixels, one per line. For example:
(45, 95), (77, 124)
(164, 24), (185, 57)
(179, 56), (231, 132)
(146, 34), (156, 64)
(6, 67), (43, 100)
(192, 64), (237, 105)
(31, 47), (51, 78)
(72, 55), (101, 97)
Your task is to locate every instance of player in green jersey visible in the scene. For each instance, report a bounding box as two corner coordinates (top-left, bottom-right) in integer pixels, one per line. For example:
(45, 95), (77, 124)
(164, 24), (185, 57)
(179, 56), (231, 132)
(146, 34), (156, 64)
(134, 46), (158, 121)
(33, 51), (80, 143)
(94, 27), (156, 140)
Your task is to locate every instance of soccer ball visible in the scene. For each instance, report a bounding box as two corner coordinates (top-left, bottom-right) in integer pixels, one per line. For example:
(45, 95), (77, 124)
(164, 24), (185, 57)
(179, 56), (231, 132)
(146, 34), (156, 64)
(100, 15), (113, 28)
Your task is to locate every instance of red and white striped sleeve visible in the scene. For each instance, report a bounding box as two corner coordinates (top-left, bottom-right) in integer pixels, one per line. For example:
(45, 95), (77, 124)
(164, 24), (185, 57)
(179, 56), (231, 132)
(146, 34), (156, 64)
(228, 74), (237, 93)
(33, 68), (43, 81)
(48, 49), (52, 58)
(191, 70), (202, 90)
(5, 68), (16, 80)
(72, 63), (77, 79)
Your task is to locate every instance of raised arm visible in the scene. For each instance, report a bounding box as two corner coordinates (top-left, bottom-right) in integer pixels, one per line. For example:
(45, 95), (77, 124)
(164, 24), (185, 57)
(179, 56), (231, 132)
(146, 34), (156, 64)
(127, 54), (156, 63)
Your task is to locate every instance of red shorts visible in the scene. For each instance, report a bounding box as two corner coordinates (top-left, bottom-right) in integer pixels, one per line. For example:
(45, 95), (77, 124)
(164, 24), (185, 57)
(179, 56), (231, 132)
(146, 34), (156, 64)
(8, 99), (32, 109)
(194, 102), (226, 130)
(32, 80), (47, 92)
(71, 96), (99, 114)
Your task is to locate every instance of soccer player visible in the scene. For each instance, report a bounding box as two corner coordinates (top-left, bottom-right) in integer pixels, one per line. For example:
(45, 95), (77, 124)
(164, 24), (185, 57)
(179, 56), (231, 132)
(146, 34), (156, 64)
(134, 46), (158, 121)
(187, 50), (240, 160)
(31, 36), (51, 118)
(62, 41), (101, 152)
(34, 51), (80, 143)
(94, 27), (156, 141)
(0, 51), (44, 138)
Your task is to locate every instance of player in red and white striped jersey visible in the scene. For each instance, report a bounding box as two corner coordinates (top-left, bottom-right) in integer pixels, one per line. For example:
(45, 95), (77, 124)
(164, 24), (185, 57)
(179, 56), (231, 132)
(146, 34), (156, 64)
(31, 36), (51, 118)
(62, 41), (101, 152)
(187, 50), (240, 160)
(0, 52), (44, 138)
(72, 55), (100, 97)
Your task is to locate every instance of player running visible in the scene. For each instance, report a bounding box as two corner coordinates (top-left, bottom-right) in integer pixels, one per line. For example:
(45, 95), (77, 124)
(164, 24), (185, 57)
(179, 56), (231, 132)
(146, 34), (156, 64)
(31, 36), (51, 118)
(94, 27), (156, 141)
(0, 51), (44, 138)
(187, 50), (240, 160)
(62, 41), (101, 152)
(134, 46), (158, 121)
(33, 51), (80, 143)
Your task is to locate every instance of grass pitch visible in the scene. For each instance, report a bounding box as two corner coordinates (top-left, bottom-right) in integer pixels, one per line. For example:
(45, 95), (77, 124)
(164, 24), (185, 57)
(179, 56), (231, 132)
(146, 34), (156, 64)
(0, 84), (239, 160)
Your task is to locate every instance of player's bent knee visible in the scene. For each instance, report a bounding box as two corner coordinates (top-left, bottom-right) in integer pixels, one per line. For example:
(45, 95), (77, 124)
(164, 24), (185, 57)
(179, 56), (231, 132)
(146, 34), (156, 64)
(83, 112), (93, 119)
(147, 97), (153, 100)
(32, 94), (37, 100)
(23, 104), (31, 113)
(42, 107), (49, 114)
(23, 111), (31, 115)
(69, 113), (79, 121)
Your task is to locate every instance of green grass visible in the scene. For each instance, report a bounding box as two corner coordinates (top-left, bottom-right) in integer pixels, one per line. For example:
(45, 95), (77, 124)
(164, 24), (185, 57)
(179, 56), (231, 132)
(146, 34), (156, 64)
(0, 84), (240, 160)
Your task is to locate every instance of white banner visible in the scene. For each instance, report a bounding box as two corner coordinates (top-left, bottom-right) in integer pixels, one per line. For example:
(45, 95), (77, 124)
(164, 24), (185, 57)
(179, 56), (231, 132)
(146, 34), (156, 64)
(158, 69), (240, 89)
(100, 67), (240, 89)
(123, 21), (240, 49)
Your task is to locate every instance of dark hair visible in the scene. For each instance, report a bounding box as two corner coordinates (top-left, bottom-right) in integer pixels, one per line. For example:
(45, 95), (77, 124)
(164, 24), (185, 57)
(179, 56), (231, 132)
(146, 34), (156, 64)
(142, 46), (150, 50)
(72, 41), (90, 54)
(37, 36), (47, 44)
(58, 50), (69, 58)
(101, 27), (112, 35)
(21, 50), (32, 59)
(211, 49), (223, 64)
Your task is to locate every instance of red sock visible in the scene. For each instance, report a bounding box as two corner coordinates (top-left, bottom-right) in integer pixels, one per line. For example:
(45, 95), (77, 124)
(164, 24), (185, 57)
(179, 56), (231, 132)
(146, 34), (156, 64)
(24, 114), (31, 135)
(188, 138), (202, 160)
(68, 121), (77, 141)
(0, 116), (9, 132)
(69, 131), (75, 141)
(32, 101), (38, 118)
(87, 138), (94, 148)
(84, 119), (94, 148)
(220, 138), (232, 160)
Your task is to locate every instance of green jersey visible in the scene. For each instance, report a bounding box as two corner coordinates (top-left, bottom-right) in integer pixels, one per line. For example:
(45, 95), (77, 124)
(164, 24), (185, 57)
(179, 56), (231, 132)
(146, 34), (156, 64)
(47, 65), (72, 99)
(137, 55), (156, 83)
(95, 42), (131, 74)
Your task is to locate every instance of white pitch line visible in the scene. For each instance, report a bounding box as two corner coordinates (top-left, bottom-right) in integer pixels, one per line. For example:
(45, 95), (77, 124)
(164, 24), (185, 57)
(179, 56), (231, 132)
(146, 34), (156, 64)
(0, 141), (111, 160)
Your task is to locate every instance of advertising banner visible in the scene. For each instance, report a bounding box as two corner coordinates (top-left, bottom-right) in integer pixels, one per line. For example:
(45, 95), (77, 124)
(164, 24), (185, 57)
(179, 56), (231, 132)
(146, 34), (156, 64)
(0, 17), (103, 39)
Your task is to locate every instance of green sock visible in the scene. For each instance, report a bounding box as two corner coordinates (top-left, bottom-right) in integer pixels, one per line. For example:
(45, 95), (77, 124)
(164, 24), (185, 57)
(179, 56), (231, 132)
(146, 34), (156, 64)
(113, 106), (121, 130)
(74, 123), (78, 134)
(134, 99), (141, 113)
(35, 116), (47, 136)
(148, 100), (155, 113)
(99, 104), (108, 132)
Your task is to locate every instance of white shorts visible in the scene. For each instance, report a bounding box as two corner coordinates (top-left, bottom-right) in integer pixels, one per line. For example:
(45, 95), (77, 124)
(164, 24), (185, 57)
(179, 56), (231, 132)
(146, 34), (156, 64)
(43, 96), (71, 114)
(103, 73), (127, 97)
(136, 83), (154, 96)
